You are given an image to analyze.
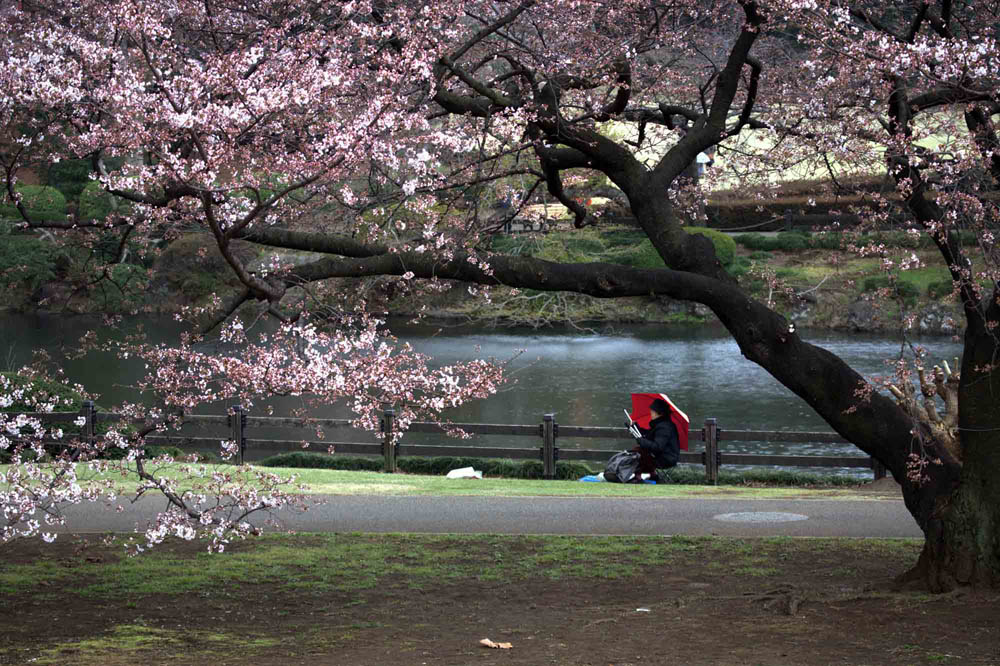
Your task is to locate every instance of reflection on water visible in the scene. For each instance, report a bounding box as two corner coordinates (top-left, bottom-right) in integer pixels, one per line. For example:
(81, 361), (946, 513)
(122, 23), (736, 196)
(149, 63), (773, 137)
(1, 313), (964, 474)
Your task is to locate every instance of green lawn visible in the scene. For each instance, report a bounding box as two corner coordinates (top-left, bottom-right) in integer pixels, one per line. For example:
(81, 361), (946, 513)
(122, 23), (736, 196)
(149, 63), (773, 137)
(2, 462), (886, 500)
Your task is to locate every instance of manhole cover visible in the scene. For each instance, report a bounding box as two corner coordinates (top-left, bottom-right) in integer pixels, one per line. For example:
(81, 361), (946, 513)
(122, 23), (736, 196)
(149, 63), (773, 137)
(713, 512), (809, 523)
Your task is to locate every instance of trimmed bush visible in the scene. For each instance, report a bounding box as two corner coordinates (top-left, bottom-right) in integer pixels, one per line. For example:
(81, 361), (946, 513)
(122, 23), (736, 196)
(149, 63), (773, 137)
(610, 240), (663, 269)
(0, 185), (67, 222)
(774, 231), (809, 251)
(609, 229), (736, 270)
(686, 226), (736, 266)
(734, 233), (772, 250)
(926, 279), (955, 299)
(79, 182), (135, 222)
(862, 276), (920, 303)
(259, 452), (383, 471)
(810, 233), (844, 250)
(78, 181), (112, 220)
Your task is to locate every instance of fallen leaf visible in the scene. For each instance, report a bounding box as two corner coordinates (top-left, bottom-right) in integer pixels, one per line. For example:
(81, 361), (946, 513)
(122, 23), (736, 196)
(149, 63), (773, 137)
(480, 638), (513, 649)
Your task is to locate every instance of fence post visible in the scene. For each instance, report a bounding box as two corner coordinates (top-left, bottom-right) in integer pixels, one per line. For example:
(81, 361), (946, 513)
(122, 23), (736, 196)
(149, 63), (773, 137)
(784, 209), (793, 232)
(871, 457), (887, 481)
(703, 418), (719, 485)
(81, 399), (96, 450)
(382, 408), (396, 473)
(230, 404), (246, 465)
(541, 413), (557, 479)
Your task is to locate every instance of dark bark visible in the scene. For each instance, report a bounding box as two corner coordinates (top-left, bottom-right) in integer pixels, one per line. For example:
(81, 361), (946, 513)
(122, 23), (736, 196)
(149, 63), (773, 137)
(912, 301), (1000, 592)
(232, 0), (999, 591)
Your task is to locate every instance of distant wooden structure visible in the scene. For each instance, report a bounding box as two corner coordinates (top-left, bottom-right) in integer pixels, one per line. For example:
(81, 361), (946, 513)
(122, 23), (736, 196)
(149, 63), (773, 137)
(18, 402), (887, 484)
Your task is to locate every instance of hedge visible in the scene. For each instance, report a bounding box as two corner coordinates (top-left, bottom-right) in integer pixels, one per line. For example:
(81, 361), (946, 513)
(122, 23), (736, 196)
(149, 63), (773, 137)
(256, 452), (593, 480)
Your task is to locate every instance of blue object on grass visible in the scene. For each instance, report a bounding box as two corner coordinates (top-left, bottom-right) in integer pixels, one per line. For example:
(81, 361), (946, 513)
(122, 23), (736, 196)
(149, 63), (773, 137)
(579, 475), (603, 482)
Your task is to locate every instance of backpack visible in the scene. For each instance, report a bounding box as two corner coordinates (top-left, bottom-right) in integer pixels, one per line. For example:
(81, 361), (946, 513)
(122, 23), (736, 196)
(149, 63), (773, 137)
(603, 450), (641, 483)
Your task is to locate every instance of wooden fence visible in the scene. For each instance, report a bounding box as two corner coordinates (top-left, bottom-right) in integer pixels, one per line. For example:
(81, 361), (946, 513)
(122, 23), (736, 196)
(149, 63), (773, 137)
(14, 401), (887, 484)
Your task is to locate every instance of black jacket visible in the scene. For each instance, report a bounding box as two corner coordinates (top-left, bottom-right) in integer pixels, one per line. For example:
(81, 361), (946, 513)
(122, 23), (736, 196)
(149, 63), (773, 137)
(636, 415), (680, 468)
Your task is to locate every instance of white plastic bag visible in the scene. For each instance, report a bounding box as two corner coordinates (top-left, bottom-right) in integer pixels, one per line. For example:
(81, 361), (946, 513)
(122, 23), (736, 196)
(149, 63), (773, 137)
(445, 466), (483, 479)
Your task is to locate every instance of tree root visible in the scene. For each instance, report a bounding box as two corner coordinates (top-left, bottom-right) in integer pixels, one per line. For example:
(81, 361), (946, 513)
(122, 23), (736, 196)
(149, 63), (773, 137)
(750, 584), (804, 615)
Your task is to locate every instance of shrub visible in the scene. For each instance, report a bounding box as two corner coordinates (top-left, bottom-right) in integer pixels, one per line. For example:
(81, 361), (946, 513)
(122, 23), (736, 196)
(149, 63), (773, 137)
(685, 226), (736, 266)
(78, 181), (113, 220)
(0, 371), (83, 413)
(727, 256), (753, 279)
(773, 232), (809, 251)
(861, 276), (888, 292)
(1, 371), (83, 462)
(256, 452), (592, 480)
(862, 276), (920, 302)
(258, 452), (383, 471)
(0, 185), (67, 222)
(610, 229), (736, 270)
(0, 371), (142, 461)
(144, 445), (188, 459)
(926, 279), (955, 299)
(609, 240), (663, 269)
(734, 233), (772, 250)
(92, 263), (151, 312)
(810, 232), (844, 250)
(0, 230), (59, 291)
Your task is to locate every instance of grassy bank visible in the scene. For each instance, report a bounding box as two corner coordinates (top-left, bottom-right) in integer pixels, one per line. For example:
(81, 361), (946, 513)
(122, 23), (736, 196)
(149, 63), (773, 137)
(388, 224), (963, 331)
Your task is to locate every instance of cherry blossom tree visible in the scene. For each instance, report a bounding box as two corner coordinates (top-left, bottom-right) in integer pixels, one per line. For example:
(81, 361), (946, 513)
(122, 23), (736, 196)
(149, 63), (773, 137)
(0, 0), (509, 551)
(2, 0), (999, 589)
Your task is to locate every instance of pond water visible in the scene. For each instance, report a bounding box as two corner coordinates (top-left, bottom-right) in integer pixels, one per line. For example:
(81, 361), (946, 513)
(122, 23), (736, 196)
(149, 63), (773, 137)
(1, 313), (964, 475)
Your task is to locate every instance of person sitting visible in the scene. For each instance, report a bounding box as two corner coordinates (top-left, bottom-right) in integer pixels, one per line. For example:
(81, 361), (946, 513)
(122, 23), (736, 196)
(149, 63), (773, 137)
(628, 398), (680, 482)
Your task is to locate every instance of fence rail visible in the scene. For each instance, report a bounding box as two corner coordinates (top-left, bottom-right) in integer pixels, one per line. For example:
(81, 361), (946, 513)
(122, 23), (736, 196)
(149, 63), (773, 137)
(11, 401), (888, 483)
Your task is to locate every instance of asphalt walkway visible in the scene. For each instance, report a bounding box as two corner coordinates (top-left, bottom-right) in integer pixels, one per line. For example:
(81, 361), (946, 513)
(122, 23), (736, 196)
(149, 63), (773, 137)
(54, 494), (923, 538)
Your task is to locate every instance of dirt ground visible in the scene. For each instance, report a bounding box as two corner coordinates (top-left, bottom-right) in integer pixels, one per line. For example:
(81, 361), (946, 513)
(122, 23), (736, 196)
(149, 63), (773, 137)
(1, 529), (998, 666)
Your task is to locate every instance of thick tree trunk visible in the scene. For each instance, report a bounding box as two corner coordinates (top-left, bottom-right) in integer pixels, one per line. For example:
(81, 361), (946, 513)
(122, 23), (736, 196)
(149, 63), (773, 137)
(921, 454), (1000, 592)
(916, 299), (1000, 591)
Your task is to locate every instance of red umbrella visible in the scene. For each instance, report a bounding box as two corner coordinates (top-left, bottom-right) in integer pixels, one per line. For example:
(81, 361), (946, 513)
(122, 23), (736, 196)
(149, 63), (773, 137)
(629, 392), (689, 451)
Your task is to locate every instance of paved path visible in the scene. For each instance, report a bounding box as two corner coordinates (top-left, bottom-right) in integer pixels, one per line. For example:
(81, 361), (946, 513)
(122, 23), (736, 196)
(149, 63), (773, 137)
(54, 495), (922, 538)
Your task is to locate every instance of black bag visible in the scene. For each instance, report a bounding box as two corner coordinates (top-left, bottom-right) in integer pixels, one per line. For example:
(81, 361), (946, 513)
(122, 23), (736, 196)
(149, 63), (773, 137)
(604, 450), (641, 483)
